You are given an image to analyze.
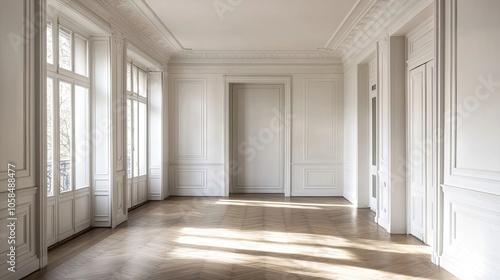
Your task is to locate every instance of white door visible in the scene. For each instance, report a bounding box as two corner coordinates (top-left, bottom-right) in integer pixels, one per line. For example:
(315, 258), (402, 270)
(369, 58), (378, 212)
(408, 63), (427, 241)
(231, 84), (284, 193)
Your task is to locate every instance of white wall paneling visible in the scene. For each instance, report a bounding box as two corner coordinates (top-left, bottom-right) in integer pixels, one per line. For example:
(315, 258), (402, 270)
(0, 188), (40, 279)
(439, 0), (500, 278)
(169, 73), (225, 196)
(440, 185), (500, 278)
(148, 72), (164, 200)
(111, 33), (128, 228)
(169, 164), (224, 196)
(356, 65), (369, 208)
(231, 84), (284, 194)
(292, 77), (343, 196)
(174, 79), (207, 161)
(0, 0), (44, 278)
(368, 57), (378, 212)
(375, 36), (407, 234)
(92, 37), (112, 227)
(406, 16), (436, 245)
(343, 66), (358, 204)
(225, 76), (293, 197)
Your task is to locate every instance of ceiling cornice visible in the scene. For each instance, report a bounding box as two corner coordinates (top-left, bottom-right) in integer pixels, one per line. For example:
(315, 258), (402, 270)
(95, 0), (175, 61)
(335, 0), (421, 61)
(92, 0), (420, 63)
(170, 49), (342, 60)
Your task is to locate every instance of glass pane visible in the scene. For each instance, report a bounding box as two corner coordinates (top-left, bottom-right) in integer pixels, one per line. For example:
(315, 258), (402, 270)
(74, 34), (88, 76)
(132, 65), (138, 94)
(59, 27), (72, 71)
(75, 85), (89, 189)
(127, 99), (132, 179)
(372, 175), (377, 198)
(47, 21), (53, 64)
(59, 81), (72, 193)
(133, 101), (139, 177)
(47, 78), (54, 196)
(138, 69), (147, 98)
(138, 102), (147, 176)
(126, 62), (131, 92)
(371, 97), (377, 166)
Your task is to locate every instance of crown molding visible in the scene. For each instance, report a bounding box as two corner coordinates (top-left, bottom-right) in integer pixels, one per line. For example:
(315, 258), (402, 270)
(92, 0), (174, 63)
(170, 49), (342, 60)
(335, 0), (423, 61)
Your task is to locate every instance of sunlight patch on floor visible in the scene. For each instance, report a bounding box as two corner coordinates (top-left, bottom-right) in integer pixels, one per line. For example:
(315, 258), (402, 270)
(216, 199), (354, 209)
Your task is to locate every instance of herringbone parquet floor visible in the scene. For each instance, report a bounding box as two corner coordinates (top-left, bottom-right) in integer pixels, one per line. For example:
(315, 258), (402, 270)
(25, 195), (457, 280)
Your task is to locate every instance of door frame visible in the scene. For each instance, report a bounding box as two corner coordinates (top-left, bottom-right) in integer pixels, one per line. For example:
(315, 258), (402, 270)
(230, 84), (285, 194)
(224, 76), (292, 197)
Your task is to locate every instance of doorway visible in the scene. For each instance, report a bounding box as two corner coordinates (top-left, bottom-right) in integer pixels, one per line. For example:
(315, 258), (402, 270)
(407, 60), (434, 243)
(230, 84), (285, 194)
(368, 57), (378, 212)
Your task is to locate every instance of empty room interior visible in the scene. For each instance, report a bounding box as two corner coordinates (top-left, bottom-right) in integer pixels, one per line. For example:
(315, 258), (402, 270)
(0, 0), (499, 279)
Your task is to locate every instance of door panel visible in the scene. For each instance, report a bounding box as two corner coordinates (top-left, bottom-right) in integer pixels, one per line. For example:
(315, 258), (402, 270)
(408, 64), (426, 240)
(369, 57), (378, 211)
(232, 84), (284, 193)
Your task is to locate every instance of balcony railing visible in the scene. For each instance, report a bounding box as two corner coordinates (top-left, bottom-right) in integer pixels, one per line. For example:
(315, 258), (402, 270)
(47, 159), (71, 195)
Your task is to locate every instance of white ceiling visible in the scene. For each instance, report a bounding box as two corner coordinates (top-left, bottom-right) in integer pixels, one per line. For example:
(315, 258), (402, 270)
(132, 0), (373, 55)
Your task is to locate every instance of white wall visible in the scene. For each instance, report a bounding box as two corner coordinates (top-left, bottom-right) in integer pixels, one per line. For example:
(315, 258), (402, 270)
(439, 0), (500, 278)
(343, 66), (359, 204)
(167, 61), (343, 196)
(0, 1), (44, 279)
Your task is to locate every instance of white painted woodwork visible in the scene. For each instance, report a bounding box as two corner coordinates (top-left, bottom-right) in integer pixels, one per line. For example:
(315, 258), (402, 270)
(111, 33), (127, 228)
(369, 57), (378, 212)
(376, 36), (407, 234)
(0, 1), (43, 279)
(292, 77), (343, 196)
(226, 76), (293, 197)
(408, 63), (426, 241)
(231, 84), (284, 194)
(92, 37), (112, 227)
(343, 67), (358, 205)
(439, 0), (500, 278)
(169, 74), (225, 196)
(148, 71), (164, 200)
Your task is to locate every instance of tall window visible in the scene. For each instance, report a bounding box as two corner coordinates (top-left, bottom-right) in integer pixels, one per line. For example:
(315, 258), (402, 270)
(126, 62), (148, 180)
(46, 20), (90, 196)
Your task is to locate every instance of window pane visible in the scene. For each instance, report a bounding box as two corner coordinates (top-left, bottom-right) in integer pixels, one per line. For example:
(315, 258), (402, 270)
(138, 69), (147, 98)
(372, 175), (377, 198)
(75, 85), (89, 189)
(74, 34), (88, 76)
(126, 62), (132, 92)
(127, 100), (132, 179)
(59, 81), (72, 193)
(132, 65), (138, 94)
(47, 21), (53, 64)
(59, 27), (72, 71)
(138, 102), (147, 176)
(371, 97), (377, 166)
(133, 101), (139, 177)
(47, 78), (54, 196)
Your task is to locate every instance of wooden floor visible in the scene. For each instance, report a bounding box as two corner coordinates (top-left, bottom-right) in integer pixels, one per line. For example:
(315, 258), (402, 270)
(25, 195), (456, 280)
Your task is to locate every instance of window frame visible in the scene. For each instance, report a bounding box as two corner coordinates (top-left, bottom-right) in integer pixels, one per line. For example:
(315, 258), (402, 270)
(46, 15), (91, 197)
(126, 60), (148, 179)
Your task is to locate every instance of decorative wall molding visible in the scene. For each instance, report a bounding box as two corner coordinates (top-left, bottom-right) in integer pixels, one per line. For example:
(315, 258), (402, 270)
(174, 79), (207, 161)
(71, 0), (172, 63)
(303, 79), (338, 161)
(337, 0), (426, 62)
(171, 49), (342, 60)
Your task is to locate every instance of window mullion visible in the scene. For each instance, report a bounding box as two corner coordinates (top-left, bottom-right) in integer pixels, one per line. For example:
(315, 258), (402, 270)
(72, 83), (76, 194)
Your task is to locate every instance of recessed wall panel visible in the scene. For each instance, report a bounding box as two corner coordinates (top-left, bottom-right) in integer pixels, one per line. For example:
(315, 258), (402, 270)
(175, 79), (206, 160)
(304, 80), (337, 160)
